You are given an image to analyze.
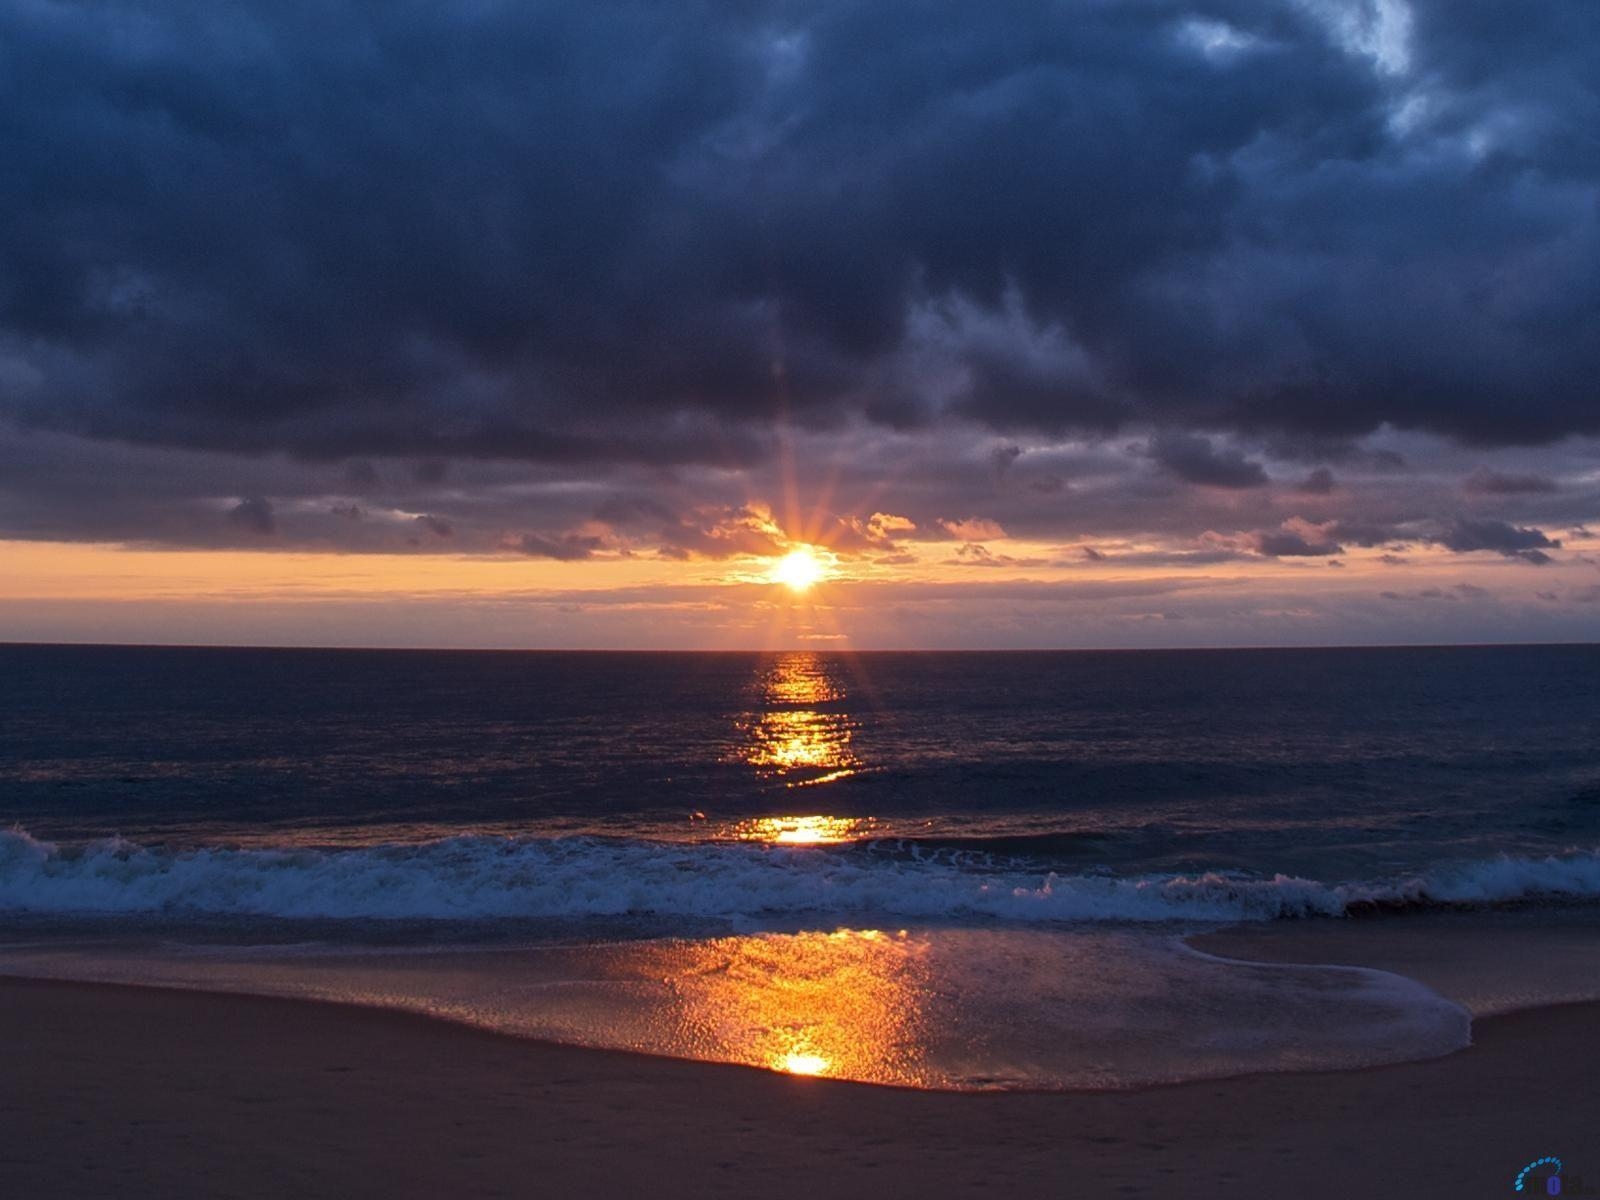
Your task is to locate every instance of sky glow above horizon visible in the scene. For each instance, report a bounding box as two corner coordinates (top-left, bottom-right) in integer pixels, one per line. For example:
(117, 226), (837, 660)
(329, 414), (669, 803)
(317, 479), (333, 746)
(0, 0), (1596, 648)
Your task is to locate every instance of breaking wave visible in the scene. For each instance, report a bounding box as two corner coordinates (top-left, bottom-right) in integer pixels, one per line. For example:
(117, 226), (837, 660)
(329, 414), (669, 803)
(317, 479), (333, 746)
(3, 827), (1599, 924)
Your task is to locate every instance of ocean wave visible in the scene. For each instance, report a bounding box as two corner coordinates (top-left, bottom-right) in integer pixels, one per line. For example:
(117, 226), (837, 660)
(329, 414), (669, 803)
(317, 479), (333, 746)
(862, 831), (1111, 860)
(2, 827), (1599, 923)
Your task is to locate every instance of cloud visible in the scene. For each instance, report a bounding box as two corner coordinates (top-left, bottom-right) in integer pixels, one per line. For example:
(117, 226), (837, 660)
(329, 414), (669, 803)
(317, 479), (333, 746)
(1463, 469), (1559, 495)
(0, 0), (1597, 484)
(1252, 517), (1344, 557)
(1382, 584), (1491, 603)
(1293, 466), (1339, 495)
(666, 508), (788, 560)
(948, 542), (1047, 569)
(864, 512), (916, 539)
(829, 511), (917, 552)
(1434, 516), (1561, 563)
(344, 461), (380, 490)
(1325, 520), (1411, 548)
(0, 0), (1595, 656)
(518, 533), (604, 562)
(938, 516), (1008, 541)
(1147, 432), (1270, 489)
(227, 497), (275, 536)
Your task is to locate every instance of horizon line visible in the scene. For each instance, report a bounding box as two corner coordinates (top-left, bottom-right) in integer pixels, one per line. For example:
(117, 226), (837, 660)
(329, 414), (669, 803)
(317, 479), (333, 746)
(2, 638), (1595, 655)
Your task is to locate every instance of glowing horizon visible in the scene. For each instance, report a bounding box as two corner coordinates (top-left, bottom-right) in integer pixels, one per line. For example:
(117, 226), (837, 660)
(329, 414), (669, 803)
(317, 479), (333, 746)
(1, 3), (1597, 651)
(2, 524), (1597, 651)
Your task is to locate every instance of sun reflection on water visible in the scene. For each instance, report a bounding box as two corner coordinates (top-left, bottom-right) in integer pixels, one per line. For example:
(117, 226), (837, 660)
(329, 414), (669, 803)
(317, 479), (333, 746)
(729, 814), (876, 844)
(737, 652), (862, 787)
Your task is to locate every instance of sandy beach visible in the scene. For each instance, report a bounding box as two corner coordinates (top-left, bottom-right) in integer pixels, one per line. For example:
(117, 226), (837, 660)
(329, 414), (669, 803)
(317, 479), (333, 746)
(1, 974), (1593, 1199)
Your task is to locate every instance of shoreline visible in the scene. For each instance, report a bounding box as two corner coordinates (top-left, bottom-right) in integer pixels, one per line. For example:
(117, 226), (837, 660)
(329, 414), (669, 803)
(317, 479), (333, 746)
(0, 965), (1491, 1097)
(5, 973), (1597, 1198)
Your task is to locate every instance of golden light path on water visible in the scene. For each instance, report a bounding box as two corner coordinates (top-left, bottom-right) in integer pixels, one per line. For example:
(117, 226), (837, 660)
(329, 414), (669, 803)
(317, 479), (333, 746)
(735, 651), (862, 788)
(708, 653), (908, 1077)
(724, 652), (875, 846)
(729, 813), (876, 844)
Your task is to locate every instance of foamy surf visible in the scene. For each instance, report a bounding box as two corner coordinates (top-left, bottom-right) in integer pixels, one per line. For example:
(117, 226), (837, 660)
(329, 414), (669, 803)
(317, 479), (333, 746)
(3, 827), (1600, 925)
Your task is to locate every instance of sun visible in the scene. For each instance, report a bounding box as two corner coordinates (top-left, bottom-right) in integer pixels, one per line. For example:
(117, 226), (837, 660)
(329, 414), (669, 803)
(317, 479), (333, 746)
(770, 547), (827, 593)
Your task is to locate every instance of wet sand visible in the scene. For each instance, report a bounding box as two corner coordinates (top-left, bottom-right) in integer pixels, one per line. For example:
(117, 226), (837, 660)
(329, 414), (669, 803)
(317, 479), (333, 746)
(1190, 907), (1600, 1018)
(1, 974), (1594, 1199)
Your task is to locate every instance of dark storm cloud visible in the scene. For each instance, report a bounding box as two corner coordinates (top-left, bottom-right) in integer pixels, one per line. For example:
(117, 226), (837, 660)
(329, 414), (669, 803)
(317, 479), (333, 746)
(1, 0), (1597, 493)
(1254, 526), (1344, 557)
(1463, 469), (1559, 495)
(1434, 516), (1561, 563)
(1259, 435), (1407, 471)
(518, 532), (604, 562)
(343, 460), (380, 490)
(1251, 513), (1570, 563)
(1302, 518), (1409, 548)
(1147, 432), (1270, 488)
(1293, 467), (1338, 495)
(226, 496), (275, 535)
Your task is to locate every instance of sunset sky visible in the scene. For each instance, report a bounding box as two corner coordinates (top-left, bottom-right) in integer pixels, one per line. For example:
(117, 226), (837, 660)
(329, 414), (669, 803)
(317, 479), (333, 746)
(2, 0), (1597, 648)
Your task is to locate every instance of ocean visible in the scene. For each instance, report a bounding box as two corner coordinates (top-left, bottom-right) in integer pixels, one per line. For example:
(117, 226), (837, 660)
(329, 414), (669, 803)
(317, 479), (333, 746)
(2, 642), (1598, 1089)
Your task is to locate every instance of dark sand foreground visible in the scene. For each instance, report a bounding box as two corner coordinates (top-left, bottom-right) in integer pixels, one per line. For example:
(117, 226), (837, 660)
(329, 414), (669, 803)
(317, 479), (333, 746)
(2, 977), (1595, 1198)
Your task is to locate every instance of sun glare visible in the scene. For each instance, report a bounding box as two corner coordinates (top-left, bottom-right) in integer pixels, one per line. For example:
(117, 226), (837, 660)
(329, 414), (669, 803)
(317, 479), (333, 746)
(732, 815), (874, 844)
(777, 1051), (832, 1076)
(770, 547), (827, 593)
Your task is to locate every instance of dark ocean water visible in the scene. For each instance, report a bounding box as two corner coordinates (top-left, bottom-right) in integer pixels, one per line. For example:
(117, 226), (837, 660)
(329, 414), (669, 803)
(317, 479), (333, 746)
(1, 643), (1597, 1088)
(3, 649), (1600, 921)
(3, 643), (1599, 913)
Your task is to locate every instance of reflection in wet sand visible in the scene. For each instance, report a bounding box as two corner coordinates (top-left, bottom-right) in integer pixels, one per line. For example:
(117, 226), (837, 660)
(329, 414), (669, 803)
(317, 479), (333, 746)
(0, 926), (1475, 1091)
(660, 929), (931, 1084)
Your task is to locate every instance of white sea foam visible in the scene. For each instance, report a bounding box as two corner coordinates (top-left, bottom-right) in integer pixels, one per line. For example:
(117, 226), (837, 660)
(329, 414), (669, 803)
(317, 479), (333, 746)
(2, 827), (1598, 923)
